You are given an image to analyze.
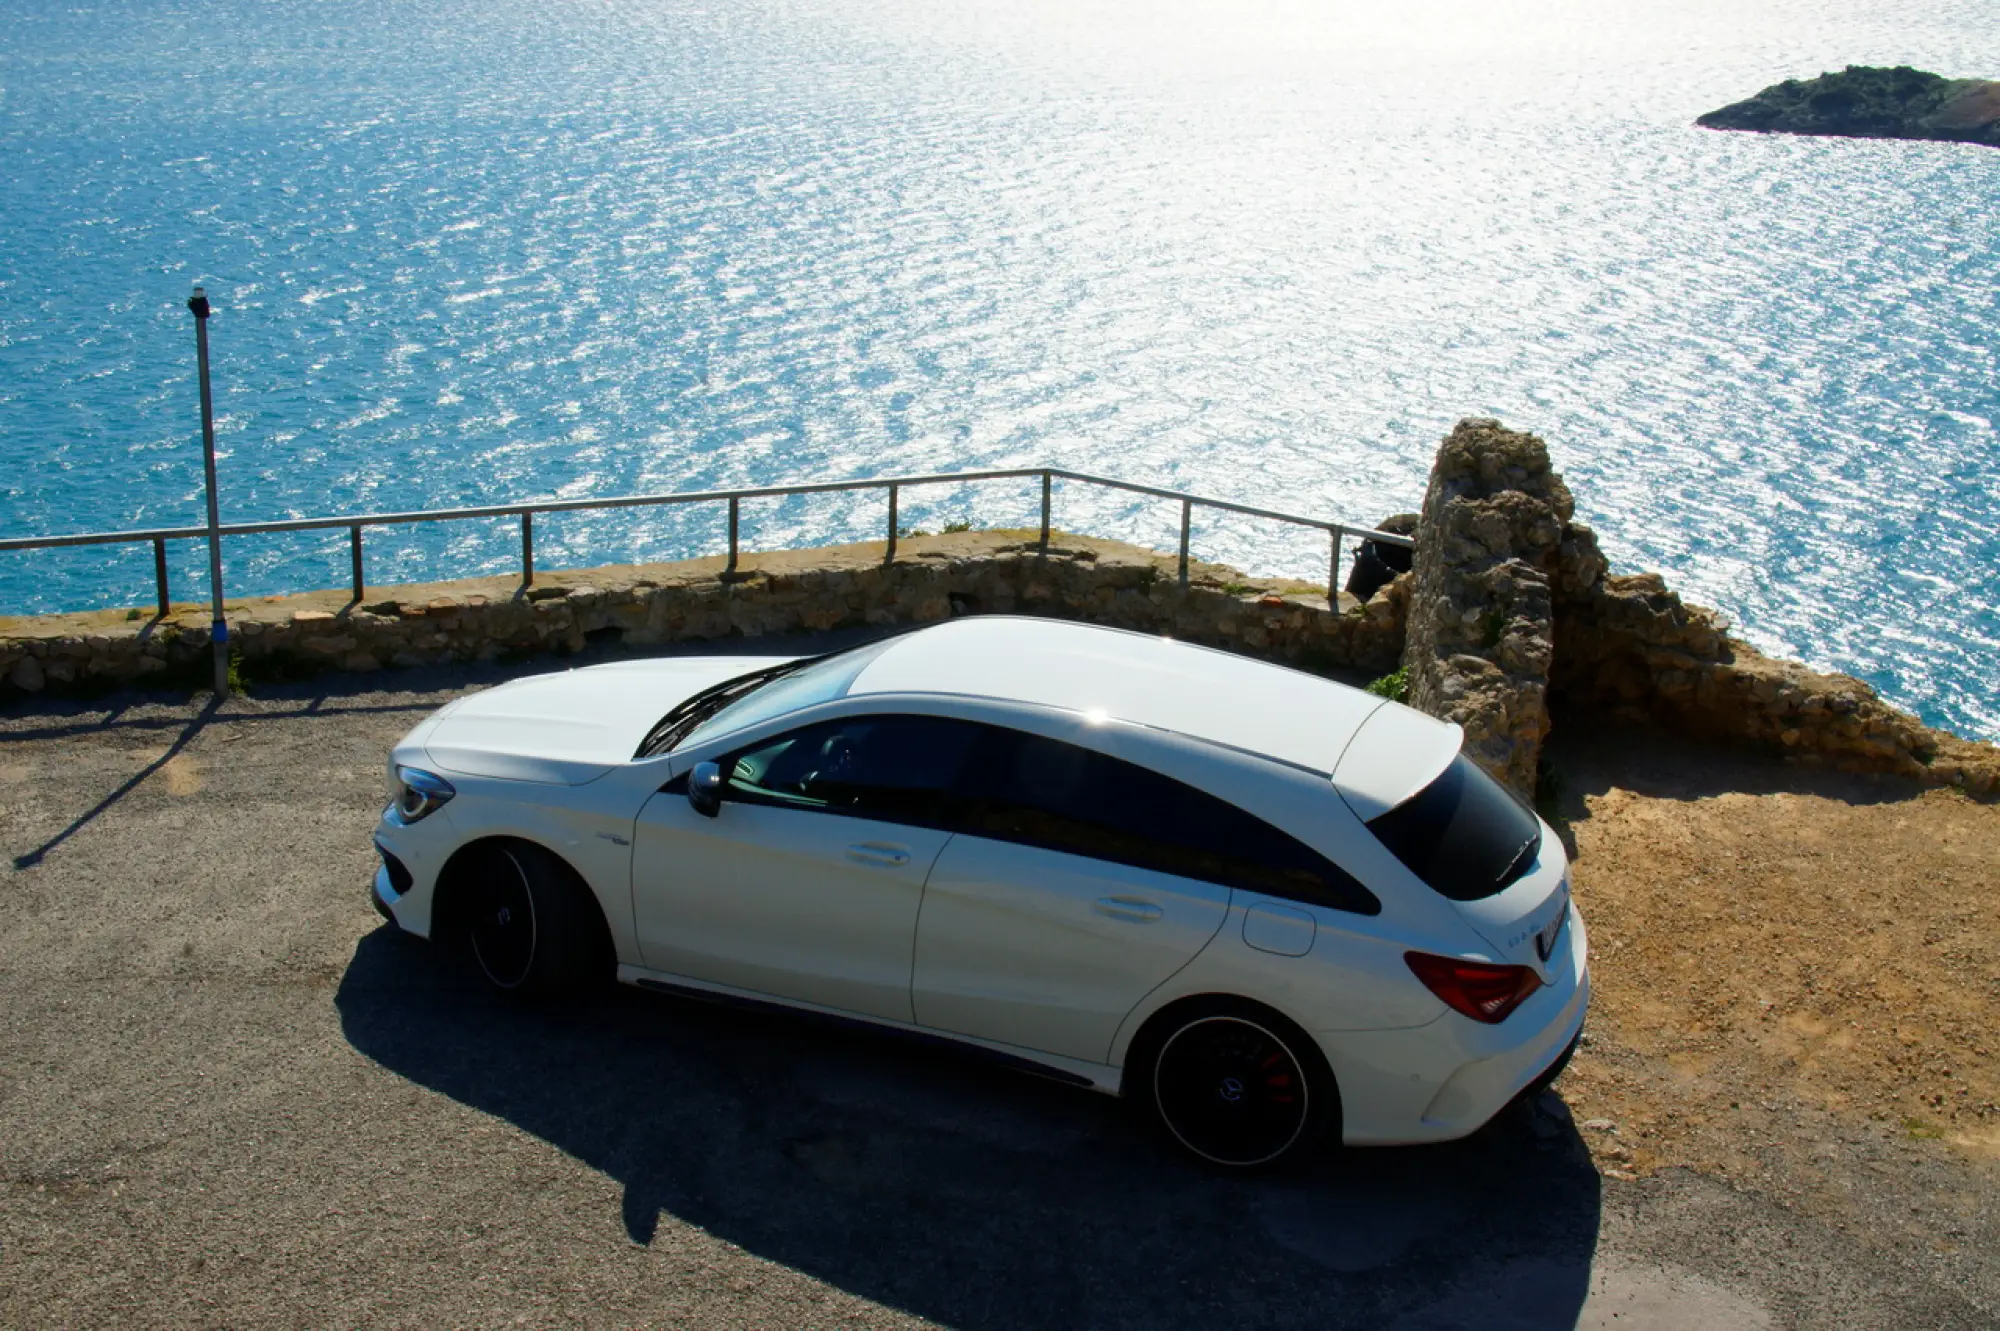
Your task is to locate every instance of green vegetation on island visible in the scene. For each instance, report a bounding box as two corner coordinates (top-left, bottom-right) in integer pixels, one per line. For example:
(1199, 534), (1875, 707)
(1697, 65), (1999, 149)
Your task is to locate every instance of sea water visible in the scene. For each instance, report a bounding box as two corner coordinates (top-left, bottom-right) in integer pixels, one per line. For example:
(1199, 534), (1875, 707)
(2, 0), (1995, 740)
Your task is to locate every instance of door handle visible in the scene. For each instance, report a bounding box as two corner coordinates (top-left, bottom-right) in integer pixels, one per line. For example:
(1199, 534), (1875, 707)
(1093, 896), (1163, 923)
(845, 843), (911, 868)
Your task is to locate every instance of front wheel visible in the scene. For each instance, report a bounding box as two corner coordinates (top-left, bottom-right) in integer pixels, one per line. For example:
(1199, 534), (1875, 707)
(461, 842), (602, 999)
(1133, 1000), (1337, 1169)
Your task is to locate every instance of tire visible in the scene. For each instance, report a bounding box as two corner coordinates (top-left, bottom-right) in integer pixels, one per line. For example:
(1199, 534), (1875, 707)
(460, 842), (602, 999)
(1130, 998), (1338, 1170)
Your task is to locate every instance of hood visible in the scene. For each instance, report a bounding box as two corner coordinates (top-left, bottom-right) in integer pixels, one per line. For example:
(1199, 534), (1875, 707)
(424, 655), (797, 784)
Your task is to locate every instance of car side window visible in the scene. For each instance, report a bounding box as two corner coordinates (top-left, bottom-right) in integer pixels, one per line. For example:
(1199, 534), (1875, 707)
(955, 729), (1379, 915)
(723, 715), (982, 827)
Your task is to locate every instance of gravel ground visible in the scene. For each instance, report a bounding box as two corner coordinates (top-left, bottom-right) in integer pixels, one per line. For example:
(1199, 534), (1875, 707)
(3, 639), (1995, 1329)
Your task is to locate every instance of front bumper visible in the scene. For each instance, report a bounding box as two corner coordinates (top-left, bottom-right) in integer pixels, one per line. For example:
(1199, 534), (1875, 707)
(371, 835), (415, 928)
(371, 862), (402, 925)
(370, 809), (450, 938)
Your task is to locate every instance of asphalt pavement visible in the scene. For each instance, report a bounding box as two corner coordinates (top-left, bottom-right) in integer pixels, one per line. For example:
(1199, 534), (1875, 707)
(2, 640), (1991, 1328)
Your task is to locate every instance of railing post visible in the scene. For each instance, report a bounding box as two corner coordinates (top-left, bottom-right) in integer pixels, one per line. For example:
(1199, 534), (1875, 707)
(188, 285), (229, 699)
(1177, 499), (1191, 590)
(1039, 472), (1051, 554)
(1329, 527), (1342, 608)
(885, 484), (899, 564)
(349, 525), (365, 601)
(520, 511), (534, 586)
(726, 496), (740, 572)
(152, 537), (170, 618)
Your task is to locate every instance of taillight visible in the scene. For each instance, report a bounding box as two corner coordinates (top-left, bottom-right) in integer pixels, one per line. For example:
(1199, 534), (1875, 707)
(1404, 951), (1542, 1024)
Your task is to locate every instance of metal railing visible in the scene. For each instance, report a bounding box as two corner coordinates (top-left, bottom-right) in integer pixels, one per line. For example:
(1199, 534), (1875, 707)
(0, 467), (1414, 616)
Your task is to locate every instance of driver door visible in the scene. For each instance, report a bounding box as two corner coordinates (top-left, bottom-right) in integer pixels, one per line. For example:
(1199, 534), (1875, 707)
(630, 714), (979, 1023)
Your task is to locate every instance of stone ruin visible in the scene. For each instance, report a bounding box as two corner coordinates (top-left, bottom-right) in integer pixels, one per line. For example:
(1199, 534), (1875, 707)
(1397, 418), (2000, 799)
(1398, 419), (1574, 796)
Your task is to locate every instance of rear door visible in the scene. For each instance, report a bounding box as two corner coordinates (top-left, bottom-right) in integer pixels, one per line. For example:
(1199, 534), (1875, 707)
(631, 714), (980, 1022)
(912, 729), (1246, 1063)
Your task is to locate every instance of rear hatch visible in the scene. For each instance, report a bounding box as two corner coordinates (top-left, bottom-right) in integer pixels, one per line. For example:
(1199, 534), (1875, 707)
(1436, 831), (1571, 977)
(1335, 707), (1571, 977)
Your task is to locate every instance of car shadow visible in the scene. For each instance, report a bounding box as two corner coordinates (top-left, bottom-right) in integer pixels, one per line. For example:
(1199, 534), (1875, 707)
(336, 928), (1604, 1330)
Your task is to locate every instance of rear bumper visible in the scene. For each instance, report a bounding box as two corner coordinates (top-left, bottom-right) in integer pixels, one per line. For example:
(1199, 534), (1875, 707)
(1320, 913), (1592, 1145)
(1425, 961), (1589, 1121)
(1522, 1025), (1582, 1099)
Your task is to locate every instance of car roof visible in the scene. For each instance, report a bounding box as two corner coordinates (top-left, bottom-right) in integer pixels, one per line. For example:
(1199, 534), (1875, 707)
(848, 617), (1388, 775)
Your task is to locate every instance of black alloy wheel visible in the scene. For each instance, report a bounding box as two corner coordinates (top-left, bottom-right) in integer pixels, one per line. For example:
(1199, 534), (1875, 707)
(459, 842), (603, 999)
(1149, 1011), (1326, 1168)
(469, 847), (539, 990)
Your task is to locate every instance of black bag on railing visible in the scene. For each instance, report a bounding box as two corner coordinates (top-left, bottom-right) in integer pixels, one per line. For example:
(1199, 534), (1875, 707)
(1344, 513), (1418, 602)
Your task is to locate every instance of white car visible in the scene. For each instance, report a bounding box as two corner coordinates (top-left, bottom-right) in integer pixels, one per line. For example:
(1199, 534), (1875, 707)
(371, 616), (1587, 1168)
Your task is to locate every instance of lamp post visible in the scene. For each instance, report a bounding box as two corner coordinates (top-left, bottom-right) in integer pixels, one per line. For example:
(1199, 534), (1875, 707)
(188, 286), (229, 700)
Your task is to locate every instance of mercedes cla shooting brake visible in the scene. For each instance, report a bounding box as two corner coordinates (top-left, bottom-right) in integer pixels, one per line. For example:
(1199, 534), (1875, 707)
(372, 617), (1587, 1167)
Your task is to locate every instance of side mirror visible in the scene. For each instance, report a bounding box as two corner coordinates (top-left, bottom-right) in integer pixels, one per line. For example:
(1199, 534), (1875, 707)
(687, 760), (724, 818)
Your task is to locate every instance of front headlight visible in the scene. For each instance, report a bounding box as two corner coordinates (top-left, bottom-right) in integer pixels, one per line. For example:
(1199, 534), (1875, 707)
(389, 767), (456, 824)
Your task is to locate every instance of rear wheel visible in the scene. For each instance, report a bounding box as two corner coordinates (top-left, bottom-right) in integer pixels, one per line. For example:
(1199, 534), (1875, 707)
(460, 842), (602, 999)
(1133, 999), (1337, 1169)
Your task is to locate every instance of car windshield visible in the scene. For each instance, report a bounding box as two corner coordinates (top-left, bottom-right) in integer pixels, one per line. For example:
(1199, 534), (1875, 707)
(1363, 753), (1543, 902)
(638, 638), (897, 757)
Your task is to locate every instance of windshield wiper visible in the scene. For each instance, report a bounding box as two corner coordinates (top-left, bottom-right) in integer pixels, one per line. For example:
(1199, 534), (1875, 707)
(1496, 831), (1541, 891)
(634, 659), (811, 759)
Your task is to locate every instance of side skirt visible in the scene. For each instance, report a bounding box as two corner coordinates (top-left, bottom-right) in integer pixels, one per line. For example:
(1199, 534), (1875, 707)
(617, 964), (1121, 1094)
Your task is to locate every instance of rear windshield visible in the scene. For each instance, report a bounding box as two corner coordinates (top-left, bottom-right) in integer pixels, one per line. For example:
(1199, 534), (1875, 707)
(1364, 754), (1542, 902)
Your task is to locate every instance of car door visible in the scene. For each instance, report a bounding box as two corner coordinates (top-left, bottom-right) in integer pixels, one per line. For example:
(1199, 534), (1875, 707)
(631, 713), (981, 1023)
(910, 728), (1238, 1064)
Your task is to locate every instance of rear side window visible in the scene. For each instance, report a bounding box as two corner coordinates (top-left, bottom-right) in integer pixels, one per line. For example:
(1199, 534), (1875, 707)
(1365, 754), (1542, 901)
(958, 729), (1379, 915)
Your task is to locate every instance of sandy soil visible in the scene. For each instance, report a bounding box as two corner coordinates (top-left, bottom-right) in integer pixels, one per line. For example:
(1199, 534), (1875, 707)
(1544, 722), (2000, 1191)
(5, 661), (2000, 1327)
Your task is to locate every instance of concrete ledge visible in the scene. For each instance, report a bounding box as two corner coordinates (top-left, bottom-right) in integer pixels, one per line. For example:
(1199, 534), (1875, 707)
(0, 529), (1409, 701)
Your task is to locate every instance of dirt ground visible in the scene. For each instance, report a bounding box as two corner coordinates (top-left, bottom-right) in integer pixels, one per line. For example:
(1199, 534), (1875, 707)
(1543, 720), (2000, 1196)
(5, 652), (2000, 1327)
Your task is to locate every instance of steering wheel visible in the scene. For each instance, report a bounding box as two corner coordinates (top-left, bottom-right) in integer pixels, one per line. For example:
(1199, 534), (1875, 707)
(799, 733), (857, 799)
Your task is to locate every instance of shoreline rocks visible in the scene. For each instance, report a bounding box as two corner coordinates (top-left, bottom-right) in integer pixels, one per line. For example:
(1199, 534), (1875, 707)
(1697, 65), (2000, 149)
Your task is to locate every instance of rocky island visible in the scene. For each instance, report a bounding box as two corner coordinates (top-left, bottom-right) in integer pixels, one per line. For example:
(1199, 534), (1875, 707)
(1698, 65), (2000, 148)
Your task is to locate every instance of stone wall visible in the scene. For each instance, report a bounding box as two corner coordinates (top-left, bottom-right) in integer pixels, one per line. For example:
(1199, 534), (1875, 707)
(6, 433), (1997, 800)
(1402, 417), (2000, 799)
(0, 530), (1410, 702)
(1552, 561), (2000, 796)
